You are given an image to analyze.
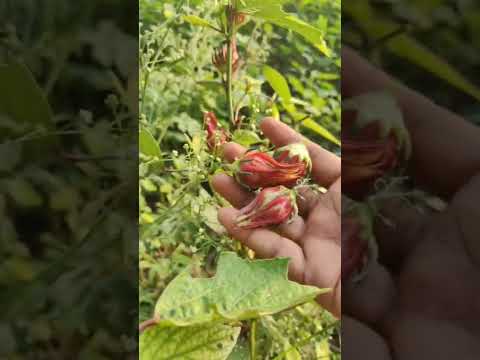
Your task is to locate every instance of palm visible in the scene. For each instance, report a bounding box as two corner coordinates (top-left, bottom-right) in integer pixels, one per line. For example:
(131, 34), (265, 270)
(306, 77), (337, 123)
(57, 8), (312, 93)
(345, 181), (480, 359)
(342, 46), (480, 358)
(385, 186), (480, 358)
(212, 118), (341, 317)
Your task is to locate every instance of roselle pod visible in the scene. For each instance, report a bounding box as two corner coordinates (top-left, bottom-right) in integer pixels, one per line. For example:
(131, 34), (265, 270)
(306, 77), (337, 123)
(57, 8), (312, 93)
(236, 186), (298, 229)
(341, 196), (378, 283)
(273, 142), (312, 172)
(342, 92), (411, 199)
(212, 39), (240, 74)
(234, 150), (308, 190)
(204, 111), (228, 151)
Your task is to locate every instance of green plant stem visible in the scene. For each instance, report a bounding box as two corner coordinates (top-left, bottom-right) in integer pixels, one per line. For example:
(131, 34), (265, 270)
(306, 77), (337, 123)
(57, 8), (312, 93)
(226, 32), (234, 124)
(250, 319), (257, 360)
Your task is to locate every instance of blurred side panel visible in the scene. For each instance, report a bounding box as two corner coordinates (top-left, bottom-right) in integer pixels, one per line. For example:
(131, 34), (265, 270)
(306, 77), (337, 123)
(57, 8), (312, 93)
(342, 0), (480, 359)
(0, 1), (139, 358)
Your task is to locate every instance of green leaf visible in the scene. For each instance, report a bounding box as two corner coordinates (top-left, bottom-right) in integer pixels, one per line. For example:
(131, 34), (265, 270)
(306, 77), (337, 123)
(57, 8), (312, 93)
(183, 15), (217, 30)
(344, 0), (480, 101)
(239, 0), (330, 56)
(140, 323), (240, 360)
(301, 118), (340, 146)
(0, 59), (53, 137)
(263, 65), (292, 105)
(226, 337), (250, 360)
(232, 129), (262, 147)
(4, 178), (43, 208)
(139, 128), (161, 157)
(154, 252), (327, 326)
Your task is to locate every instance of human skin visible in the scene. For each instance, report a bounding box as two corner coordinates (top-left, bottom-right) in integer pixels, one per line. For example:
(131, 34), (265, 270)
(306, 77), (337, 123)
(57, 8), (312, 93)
(212, 117), (342, 318)
(341, 47), (480, 359)
(212, 47), (480, 358)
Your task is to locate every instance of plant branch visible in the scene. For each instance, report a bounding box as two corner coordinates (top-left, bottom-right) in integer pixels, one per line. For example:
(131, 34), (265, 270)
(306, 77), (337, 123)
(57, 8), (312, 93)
(226, 5), (235, 125)
(139, 318), (159, 334)
(250, 319), (257, 359)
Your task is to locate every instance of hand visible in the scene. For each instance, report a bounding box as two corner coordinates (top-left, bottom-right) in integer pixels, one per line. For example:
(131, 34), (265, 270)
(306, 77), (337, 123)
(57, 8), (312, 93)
(342, 47), (480, 359)
(212, 117), (342, 317)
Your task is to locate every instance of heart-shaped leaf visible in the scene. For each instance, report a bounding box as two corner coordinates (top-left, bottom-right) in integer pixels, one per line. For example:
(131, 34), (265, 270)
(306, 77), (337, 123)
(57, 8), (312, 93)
(140, 323), (240, 360)
(154, 252), (328, 326)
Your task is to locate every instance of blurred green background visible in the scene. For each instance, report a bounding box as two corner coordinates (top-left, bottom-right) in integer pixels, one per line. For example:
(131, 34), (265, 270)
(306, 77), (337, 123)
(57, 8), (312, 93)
(139, 0), (341, 358)
(1, 0), (137, 358)
(343, 0), (480, 125)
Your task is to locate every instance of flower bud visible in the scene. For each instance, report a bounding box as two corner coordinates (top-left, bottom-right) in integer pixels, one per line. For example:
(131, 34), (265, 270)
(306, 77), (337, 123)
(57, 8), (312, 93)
(342, 135), (398, 199)
(234, 12), (246, 26)
(341, 197), (377, 282)
(204, 111), (228, 151)
(342, 92), (410, 199)
(273, 142), (312, 172)
(212, 39), (240, 74)
(234, 150), (308, 190)
(236, 186), (297, 229)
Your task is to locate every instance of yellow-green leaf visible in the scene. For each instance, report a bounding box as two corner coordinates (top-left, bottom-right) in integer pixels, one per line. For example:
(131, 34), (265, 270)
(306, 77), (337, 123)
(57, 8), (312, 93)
(139, 128), (161, 157)
(302, 118), (340, 146)
(240, 0), (330, 56)
(183, 15), (217, 30)
(344, 0), (480, 101)
(263, 65), (292, 105)
(154, 252), (328, 326)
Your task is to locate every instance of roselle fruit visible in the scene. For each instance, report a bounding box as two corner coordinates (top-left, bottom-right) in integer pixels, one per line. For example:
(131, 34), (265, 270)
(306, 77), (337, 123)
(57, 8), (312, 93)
(212, 39), (239, 74)
(204, 111), (228, 151)
(342, 92), (411, 199)
(341, 197), (377, 282)
(273, 143), (312, 172)
(236, 186), (297, 229)
(234, 149), (309, 190)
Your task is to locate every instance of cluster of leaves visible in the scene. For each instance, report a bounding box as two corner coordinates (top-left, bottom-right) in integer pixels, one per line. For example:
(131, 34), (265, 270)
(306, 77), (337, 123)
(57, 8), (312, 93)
(1, 1), (137, 358)
(343, 0), (480, 124)
(139, 0), (340, 359)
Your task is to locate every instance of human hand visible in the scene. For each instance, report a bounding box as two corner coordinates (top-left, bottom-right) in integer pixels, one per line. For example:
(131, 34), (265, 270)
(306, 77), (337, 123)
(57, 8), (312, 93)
(212, 117), (342, 317)
(342, 47), (480, 359)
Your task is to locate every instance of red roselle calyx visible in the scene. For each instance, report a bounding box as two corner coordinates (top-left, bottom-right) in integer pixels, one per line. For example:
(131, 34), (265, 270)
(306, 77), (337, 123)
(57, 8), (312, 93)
(234, 149), (309, 190)
(204, 111), (228, 151)
(212, 39), (239, 74)
(226, 5), (247, 27)
(273, 143), (312, 172)
(341, 197), (377, 282)
(236, 186), (298, 229)
(342, 92), (411, 199)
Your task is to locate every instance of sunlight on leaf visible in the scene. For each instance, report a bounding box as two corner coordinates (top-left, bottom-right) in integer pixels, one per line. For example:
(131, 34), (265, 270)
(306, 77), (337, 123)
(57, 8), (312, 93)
(344, 0), (480, 101)
(239, 0), (331, 56)
(153, 252), (328, 326)
(263, 65), (292, 105)
(140, 323), (240, 360)
(302, 118), (340, 146)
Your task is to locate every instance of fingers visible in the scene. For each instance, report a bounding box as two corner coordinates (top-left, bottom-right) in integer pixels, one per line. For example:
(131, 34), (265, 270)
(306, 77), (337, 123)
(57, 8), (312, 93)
(373, 198), (429, 270)
(388, 314), (480, 360)
(342, 316), (392, 360)
(222, 142), (246, 163)
(218, 207), (306, 282)
(275, 216), (306, 243)
(342, 46), (480, 197)
(212, 173), (252, 208)
(260, 118), (341, 187)
(214, 142), (321, 216)
(343, 262), (396, 326)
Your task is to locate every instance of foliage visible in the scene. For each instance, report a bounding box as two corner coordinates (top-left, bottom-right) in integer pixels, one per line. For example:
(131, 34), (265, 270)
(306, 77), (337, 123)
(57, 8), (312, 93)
(343, 0), (480, 124)
(139, 0), (341, 359)
(0, 1), (137, 358)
